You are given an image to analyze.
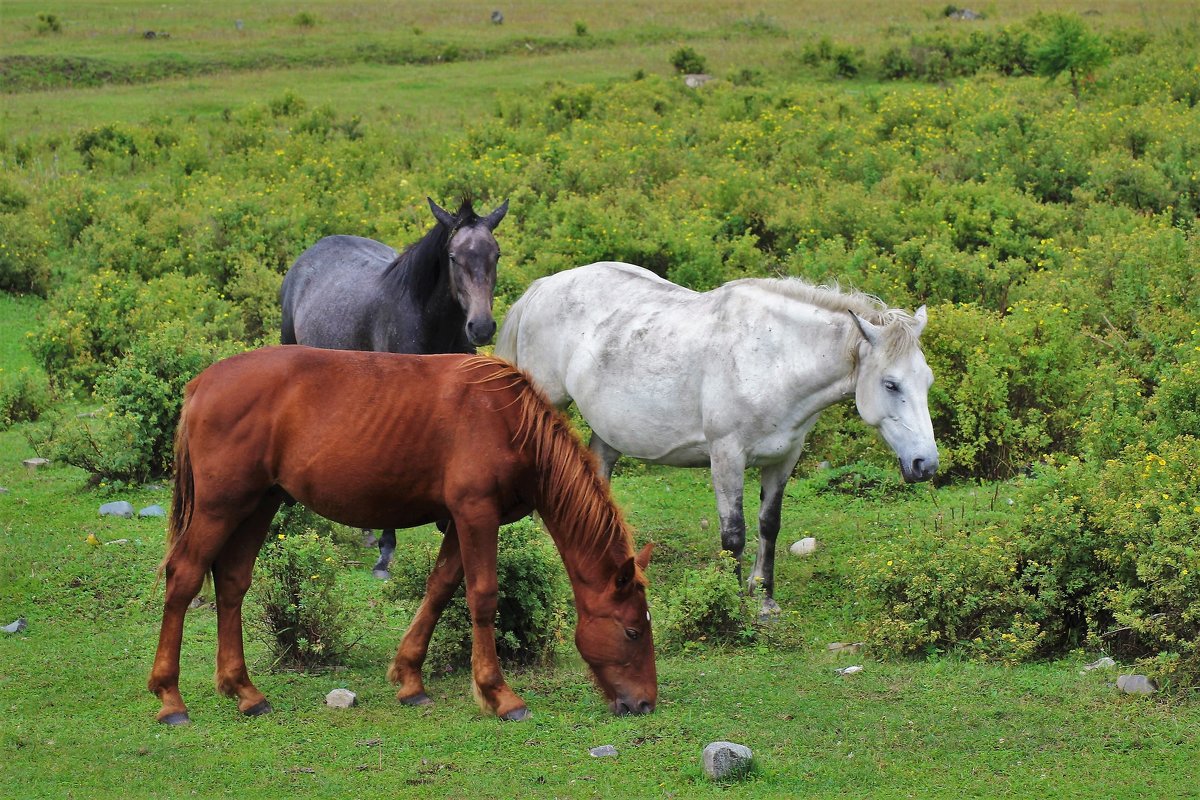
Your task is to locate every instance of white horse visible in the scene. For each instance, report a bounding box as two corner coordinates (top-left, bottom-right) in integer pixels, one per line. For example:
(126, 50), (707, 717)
(495, 262), (938, 613)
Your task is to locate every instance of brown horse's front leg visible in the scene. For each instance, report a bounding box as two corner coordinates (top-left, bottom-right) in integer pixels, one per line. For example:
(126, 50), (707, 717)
(148, 557), (208, 725)
(212, 505), (275, 716)
(390, 527), (464, 706)
(456, 515), (528, 721)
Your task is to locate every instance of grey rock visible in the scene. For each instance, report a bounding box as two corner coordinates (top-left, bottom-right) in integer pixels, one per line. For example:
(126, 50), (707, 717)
(703, 741), (753, 781)
(0, 486), (9, 494)
(836, 665), (864, 676)
(684, 73), (713, 89)
(139, 504), (166, 517)
(104, 538), (130, 546)
(1116, 674), (1157, 695)
(789, 537), (818, 557)
(949, 9), (984, 20)
(99, 501), (135, 518)
(1084, 656), (1116, 671)
(23, 458), (49, 471)
(589, 745), (618, 758)
(491, 10), (503, 24)
(827, 641), (864, 654)
(2, 618), (27, 634)
(325, 688), (357, 708)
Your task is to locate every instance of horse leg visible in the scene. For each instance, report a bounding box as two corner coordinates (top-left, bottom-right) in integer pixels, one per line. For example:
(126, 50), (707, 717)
(373, 529), (397, 579)
(211, 496), (281, 716)
(588, 432), (621, 482)
(148, 513), (236, 725)
(709, 441), (748, 585)
(389, 526), (464, 706)
(749, 458), (799, 617)
(454, 504), (529, 721)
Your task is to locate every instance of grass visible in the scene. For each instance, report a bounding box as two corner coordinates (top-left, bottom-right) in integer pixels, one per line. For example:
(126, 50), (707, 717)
(4, 1), (1200, 796)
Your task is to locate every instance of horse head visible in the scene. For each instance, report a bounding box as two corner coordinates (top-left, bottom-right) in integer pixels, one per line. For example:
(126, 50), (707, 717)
(573, 542), (657, 715)
(850, 306), (939, 483)
(428, 197), (508, 347)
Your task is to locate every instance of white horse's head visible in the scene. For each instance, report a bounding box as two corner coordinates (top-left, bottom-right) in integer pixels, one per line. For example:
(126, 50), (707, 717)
(850, 306), (938, 483)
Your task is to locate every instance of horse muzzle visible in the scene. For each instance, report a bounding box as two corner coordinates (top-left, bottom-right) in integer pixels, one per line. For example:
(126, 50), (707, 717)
(901, 455), (938, 483)
(610, 696), (656, 716)
(466, 316), (497, 347)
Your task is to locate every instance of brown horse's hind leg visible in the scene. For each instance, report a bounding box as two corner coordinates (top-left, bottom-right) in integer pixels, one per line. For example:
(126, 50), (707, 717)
(212, 496), (280, 716)
(390, 526), (464, 706)
(148, 514), (233, 724)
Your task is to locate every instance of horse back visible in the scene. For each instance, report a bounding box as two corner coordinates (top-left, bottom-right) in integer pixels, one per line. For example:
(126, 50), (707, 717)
(279, 236), (400, 350)
(182, 347), (530, 529)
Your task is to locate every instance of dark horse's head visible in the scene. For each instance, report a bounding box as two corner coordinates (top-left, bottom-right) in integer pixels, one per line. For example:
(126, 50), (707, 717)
(428, 197), (508, 347)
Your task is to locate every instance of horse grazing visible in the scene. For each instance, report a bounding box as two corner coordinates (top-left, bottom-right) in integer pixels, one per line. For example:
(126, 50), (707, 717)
(279, 196), (508, 578)
(148, 347), (656, 725)
(495, 262), (938, 615)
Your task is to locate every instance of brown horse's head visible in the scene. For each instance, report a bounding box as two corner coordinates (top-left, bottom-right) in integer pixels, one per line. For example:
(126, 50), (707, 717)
(574, 542), (657, 715)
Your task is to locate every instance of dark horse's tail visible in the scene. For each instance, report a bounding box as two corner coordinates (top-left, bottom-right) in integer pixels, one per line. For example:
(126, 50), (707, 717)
(160, 400), (195, 575)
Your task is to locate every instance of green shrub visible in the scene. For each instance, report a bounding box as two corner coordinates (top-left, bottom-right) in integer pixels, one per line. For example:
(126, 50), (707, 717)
(1033, 13), (1111, 96)
(384, 518), (571, 670)
(36, 12), (61, 34)
(0, 366), (51, 428)
(252, 506), (350, 669)
(670, 47), (708, 75)
(292, 11), (317, 28)
(657, 552), (756, 652)
(0, 212), (51, 295)
(35, 322), (239, 481)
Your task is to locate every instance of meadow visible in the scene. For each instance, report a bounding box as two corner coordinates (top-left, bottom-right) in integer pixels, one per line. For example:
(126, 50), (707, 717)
(2, 1), (1200, 797)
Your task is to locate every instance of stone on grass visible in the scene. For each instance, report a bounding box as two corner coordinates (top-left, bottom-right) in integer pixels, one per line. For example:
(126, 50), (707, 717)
(789, 537), (818, 557)
(589, 745), (618, 758)
(827, 642), (863, 654)
(702, 741), (753, 781)
(325, 688), (358, 708)
(836, 665), (864, 676)
(2, 618), (27, 634)
(99, 501), (134, 518)
(1116, 675), (1157, 696)
(1084, 656), (1116, 671)
(23, 458), (49, 471)
(139, 504), (166, 518)
(684, 73), (713, 89)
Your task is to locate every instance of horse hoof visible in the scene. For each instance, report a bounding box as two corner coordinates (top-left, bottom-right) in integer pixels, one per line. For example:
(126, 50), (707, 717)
(757, 598), (782, 622)
(500, 707), (531, 722)
(372, 569), (391, 580)
(400, 693), (433, 707)
(242, 699), (273, 717)
(158, 711), (191, 726)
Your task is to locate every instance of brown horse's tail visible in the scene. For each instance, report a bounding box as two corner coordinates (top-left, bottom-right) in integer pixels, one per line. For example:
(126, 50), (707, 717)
(160, 400), (195, 575)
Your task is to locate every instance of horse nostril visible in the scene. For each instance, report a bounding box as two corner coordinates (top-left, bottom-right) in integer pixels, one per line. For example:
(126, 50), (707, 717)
(637, 700), (654, 715)
(468, 319), (496, 344)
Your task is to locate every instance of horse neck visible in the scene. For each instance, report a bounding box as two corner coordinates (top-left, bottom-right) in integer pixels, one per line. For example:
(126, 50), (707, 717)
(386, 225), (453, 311)
(765, 298), (863, 408)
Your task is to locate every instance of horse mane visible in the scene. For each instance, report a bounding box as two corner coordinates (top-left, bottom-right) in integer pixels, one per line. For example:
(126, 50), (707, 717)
(733, 276), (924, 358)
(382, 199), (483, 304)
(461, 357), (634, 561)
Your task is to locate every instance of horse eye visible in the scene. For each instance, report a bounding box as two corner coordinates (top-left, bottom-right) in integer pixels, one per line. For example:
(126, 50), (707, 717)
(448, 252), (457, 262)
(624, 628), (640, 641)
(884, 380), (900, 392)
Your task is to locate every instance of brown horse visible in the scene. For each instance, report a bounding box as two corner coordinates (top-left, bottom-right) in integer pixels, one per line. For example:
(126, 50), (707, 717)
(148, 346), (656, 724)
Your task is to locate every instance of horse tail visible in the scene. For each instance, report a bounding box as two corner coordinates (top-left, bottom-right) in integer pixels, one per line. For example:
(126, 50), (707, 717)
(160, 399), (196, 575)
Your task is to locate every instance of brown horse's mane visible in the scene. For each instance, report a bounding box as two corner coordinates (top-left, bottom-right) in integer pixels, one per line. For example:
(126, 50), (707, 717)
(462, 357), (634, 561)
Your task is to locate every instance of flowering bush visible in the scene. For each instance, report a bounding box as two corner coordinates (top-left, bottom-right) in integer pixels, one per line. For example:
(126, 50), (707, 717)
(252, 505), (350, 670)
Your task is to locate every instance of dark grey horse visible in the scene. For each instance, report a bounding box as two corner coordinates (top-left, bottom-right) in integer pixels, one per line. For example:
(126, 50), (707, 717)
(280, 196), (508, 577)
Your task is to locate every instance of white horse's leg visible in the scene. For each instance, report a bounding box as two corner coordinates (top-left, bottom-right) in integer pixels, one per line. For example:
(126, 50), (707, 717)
(708, 441), (748, 583)
(588, 433), (621, 482)
(749, 456), (801, 617)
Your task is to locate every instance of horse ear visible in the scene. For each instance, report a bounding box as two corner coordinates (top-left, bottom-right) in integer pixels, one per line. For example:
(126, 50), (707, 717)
(427, 197), (457, 229)
(615, 555), (637, 591)
(635, 541), (654, 571)
(912, 305), (928, 337)
(850, 311), (882, 347)
(482, 199), (509, 231)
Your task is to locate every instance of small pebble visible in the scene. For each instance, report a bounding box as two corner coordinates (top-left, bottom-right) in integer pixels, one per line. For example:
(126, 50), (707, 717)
(1116, 674), (1157, 695)
(836, 665), (864, 676)
(99, 501), (135, 518)
(139, 504), (166, 517)
(1084, 656), (1116, 671)
(702, 741), (753, 781)
(325, 688), (358, 708)
(2, 618), (27, 634)
(589, 745), (618, 758)
(789, 537), (818, 557)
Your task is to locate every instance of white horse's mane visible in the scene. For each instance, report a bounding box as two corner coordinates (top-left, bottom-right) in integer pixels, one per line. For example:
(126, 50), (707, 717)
(730, 276), (924, 354)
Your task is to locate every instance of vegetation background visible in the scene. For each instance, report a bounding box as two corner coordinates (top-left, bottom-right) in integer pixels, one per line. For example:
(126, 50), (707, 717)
(2, 1), (1199, 797)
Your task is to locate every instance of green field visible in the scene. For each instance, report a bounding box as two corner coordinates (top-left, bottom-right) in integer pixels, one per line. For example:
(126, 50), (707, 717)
(3, 1), (1200, 797)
